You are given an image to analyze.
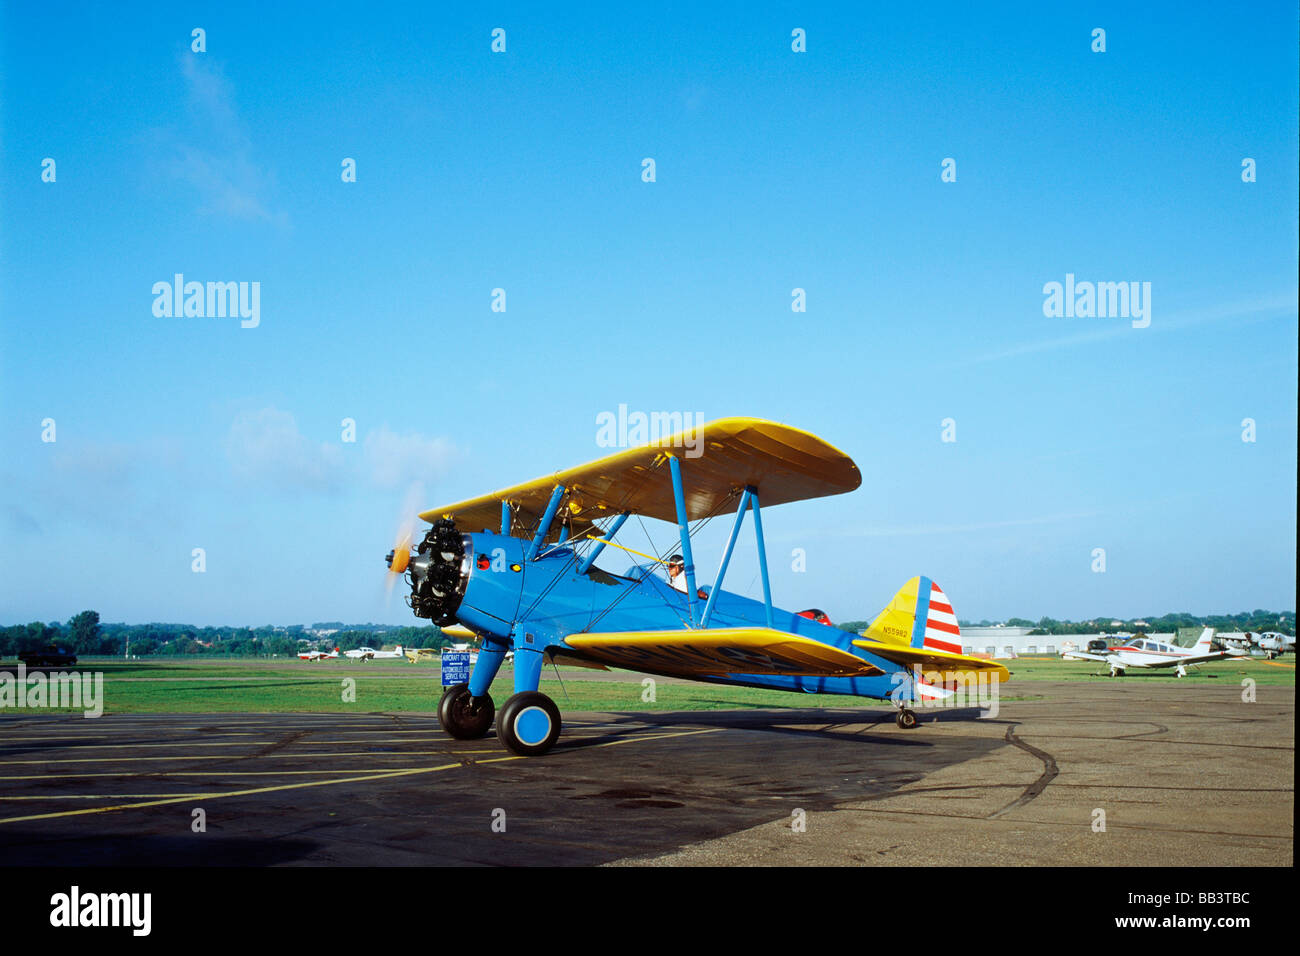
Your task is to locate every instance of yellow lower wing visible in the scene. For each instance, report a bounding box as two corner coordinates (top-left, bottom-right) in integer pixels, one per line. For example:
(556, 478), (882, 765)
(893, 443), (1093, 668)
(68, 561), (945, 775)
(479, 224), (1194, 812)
(565, 628), (883, 678)
(853, 639), (1010, 682)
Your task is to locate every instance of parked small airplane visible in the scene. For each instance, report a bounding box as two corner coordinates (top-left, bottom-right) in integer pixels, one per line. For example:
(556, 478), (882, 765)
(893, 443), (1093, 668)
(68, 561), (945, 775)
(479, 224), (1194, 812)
(344, 645), (406, 661)
(1257, 632), (1295, 658)
(1220, 631), (1295, 659)
(1063, 628), (1240, 677)
(383, 417), (1008, 756)
(297, 646), (340, 661)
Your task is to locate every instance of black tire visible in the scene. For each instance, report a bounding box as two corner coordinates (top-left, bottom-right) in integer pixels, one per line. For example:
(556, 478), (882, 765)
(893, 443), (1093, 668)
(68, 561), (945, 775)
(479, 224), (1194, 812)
(896, 709), (918, 730)
(437, 682), (494, 739)
(496, 691), (562, 756)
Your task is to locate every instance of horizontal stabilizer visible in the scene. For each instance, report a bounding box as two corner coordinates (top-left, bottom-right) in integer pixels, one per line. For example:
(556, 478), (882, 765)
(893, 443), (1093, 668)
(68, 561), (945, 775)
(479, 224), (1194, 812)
(564, 628), (883, 678)
(853, 639), (1010, 682)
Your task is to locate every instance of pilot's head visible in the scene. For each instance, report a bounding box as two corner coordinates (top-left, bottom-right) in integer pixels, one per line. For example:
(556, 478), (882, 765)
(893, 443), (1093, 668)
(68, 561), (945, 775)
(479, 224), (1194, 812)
(668, 554), (684, 578)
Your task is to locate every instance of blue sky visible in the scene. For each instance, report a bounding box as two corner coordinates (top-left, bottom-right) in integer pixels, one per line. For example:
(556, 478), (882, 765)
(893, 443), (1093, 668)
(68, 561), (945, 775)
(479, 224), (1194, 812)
(2, 2), (1296, 627)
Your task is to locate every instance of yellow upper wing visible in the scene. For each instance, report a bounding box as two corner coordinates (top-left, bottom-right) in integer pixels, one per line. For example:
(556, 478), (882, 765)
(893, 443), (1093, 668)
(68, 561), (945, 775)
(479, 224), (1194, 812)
(418, 417), (860, 537)
(563, 628), (883, 679)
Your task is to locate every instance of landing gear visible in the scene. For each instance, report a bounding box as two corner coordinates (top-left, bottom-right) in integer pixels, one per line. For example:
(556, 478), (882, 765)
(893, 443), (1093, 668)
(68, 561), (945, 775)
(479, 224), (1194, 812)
(1109, 665), (1124, 678)
(438, 682), (495, 739)
(1175, 665), (1187, 678)
(497, 691), (562, 756)
(895, 708), (918, 730)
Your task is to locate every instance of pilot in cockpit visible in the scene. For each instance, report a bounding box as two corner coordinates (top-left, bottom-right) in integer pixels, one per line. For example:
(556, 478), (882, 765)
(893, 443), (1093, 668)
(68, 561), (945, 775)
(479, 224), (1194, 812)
(665, 554), (689, 592)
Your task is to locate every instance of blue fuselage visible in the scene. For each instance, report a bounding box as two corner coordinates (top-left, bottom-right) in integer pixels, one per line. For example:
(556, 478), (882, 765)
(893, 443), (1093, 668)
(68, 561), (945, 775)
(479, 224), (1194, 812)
(452, 531), (906, 701)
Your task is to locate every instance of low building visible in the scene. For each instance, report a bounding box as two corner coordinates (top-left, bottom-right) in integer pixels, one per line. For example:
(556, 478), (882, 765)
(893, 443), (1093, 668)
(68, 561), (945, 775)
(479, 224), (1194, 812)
(958, 626), (1173, 656)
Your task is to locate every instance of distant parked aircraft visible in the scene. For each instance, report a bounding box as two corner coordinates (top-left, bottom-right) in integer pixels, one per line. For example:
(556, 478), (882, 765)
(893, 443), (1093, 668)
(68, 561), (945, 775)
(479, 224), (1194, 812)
(1063, 628), (1240, 677)
(344, 645), (406, 661)
(1219, 631), (1294, 659)
(298, 646), (340, 661)
(1257, 632), (1295, 658)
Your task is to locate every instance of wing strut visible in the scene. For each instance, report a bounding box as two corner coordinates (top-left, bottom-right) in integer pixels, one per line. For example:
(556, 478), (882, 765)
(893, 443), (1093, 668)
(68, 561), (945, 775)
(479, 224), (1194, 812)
(668, 454), (699, 625)
(577, 511), (630, 573)
(700, 487), (751, 628)
(748, 484), (774, 628)
(526, 484), (566, 561)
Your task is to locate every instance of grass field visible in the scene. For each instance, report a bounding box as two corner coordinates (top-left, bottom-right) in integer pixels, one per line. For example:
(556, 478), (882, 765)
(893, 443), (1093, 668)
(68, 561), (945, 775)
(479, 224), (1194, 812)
(1, 654), (1292, 714)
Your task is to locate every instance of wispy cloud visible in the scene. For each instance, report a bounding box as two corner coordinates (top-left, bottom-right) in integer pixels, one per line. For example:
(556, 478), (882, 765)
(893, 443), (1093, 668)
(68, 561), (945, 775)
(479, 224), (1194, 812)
(949, 293), (1297, 368)
(853, 510), (1103, 536)
(226, 408), (345, 491)
(225, 407), (456, 493)
(153, 54), (287, 225)
(773, 510), (1103, 542)
(363, 427), (457, 491)
(6, 504), (43, 536)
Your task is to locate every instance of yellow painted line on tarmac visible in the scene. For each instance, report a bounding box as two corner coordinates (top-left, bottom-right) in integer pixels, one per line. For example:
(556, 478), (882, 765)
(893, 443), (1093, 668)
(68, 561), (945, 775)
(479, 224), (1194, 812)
(1262, 661), (1294, 669)
(0, 726), (726, 825)
(0, 761), (512, 825)
(0, 737), (452, 752)
(582, 727), (723, 749)
(0, 756), (508, 781)
(0, 740), (279, 752)
(0, 795), (202, 800)
(0, 733), (263, 743)
(0, 749), (488, 766)
(0, 731), (718, 778)
(0, 728), (721, 766)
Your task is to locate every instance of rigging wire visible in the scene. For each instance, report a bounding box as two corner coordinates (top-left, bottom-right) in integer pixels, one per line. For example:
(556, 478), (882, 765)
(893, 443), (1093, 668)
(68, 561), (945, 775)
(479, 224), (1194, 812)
(583, 488), (739, 633)
(515, 454), (670, 623)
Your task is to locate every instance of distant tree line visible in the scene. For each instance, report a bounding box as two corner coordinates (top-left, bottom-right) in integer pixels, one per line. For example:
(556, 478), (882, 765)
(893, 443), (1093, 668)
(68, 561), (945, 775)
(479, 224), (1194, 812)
(0, 611), (454, 659)
(840, 610), (1294, 636)
(4, 608), (1291, 658)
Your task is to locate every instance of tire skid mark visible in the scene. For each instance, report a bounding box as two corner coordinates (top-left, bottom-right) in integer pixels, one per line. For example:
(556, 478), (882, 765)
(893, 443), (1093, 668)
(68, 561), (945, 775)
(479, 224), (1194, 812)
(1115, 722), (1168, 739)
(838, 804), (1291, 840)
(137, 729), (312, 780)
(989, 723), (1059, 819)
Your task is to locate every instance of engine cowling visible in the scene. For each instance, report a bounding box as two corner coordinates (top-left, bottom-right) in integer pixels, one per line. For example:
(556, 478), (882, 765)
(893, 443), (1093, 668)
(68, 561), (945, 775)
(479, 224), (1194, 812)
(389, 518), (470, 624)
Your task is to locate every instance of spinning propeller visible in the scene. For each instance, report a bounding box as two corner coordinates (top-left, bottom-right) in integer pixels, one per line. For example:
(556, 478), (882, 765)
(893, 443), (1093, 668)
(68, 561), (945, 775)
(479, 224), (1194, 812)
(381, 484), (468, 624)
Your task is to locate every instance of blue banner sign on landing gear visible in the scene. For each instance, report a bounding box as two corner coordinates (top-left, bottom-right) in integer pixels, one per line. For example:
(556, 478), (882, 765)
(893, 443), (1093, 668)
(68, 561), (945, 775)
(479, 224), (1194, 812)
(441, 651), (471, 686)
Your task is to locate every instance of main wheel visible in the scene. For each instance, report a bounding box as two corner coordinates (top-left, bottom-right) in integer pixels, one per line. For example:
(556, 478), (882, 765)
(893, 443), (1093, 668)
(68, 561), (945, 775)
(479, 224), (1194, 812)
(438, 682), (494, 739)
(896, 709), (918, 730)
(496, 691), (562, 756)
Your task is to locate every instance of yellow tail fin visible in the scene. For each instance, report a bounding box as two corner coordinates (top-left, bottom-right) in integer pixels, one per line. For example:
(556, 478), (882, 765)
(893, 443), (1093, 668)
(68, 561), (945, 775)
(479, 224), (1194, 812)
(863, 576), (926, 647)
(862, 576), (965, 654)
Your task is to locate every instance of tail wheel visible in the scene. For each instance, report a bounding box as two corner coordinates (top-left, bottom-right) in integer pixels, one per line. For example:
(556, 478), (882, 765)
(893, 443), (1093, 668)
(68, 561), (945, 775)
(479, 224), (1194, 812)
(438, 682), (494, 739)
(497, 691), (562, 756)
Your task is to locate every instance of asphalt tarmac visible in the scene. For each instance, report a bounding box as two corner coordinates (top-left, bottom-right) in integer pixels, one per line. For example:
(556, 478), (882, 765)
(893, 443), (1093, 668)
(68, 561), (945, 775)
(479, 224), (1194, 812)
(0, 679), (1291, 866)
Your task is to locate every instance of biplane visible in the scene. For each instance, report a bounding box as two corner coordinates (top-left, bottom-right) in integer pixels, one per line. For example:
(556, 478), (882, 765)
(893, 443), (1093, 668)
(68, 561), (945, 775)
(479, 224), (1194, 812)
(384, 418), (1008, 756)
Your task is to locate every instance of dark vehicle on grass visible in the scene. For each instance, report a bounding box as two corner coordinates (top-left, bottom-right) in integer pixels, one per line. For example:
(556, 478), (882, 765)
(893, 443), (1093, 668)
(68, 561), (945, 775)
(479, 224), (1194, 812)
(18, 646), (78, 667)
